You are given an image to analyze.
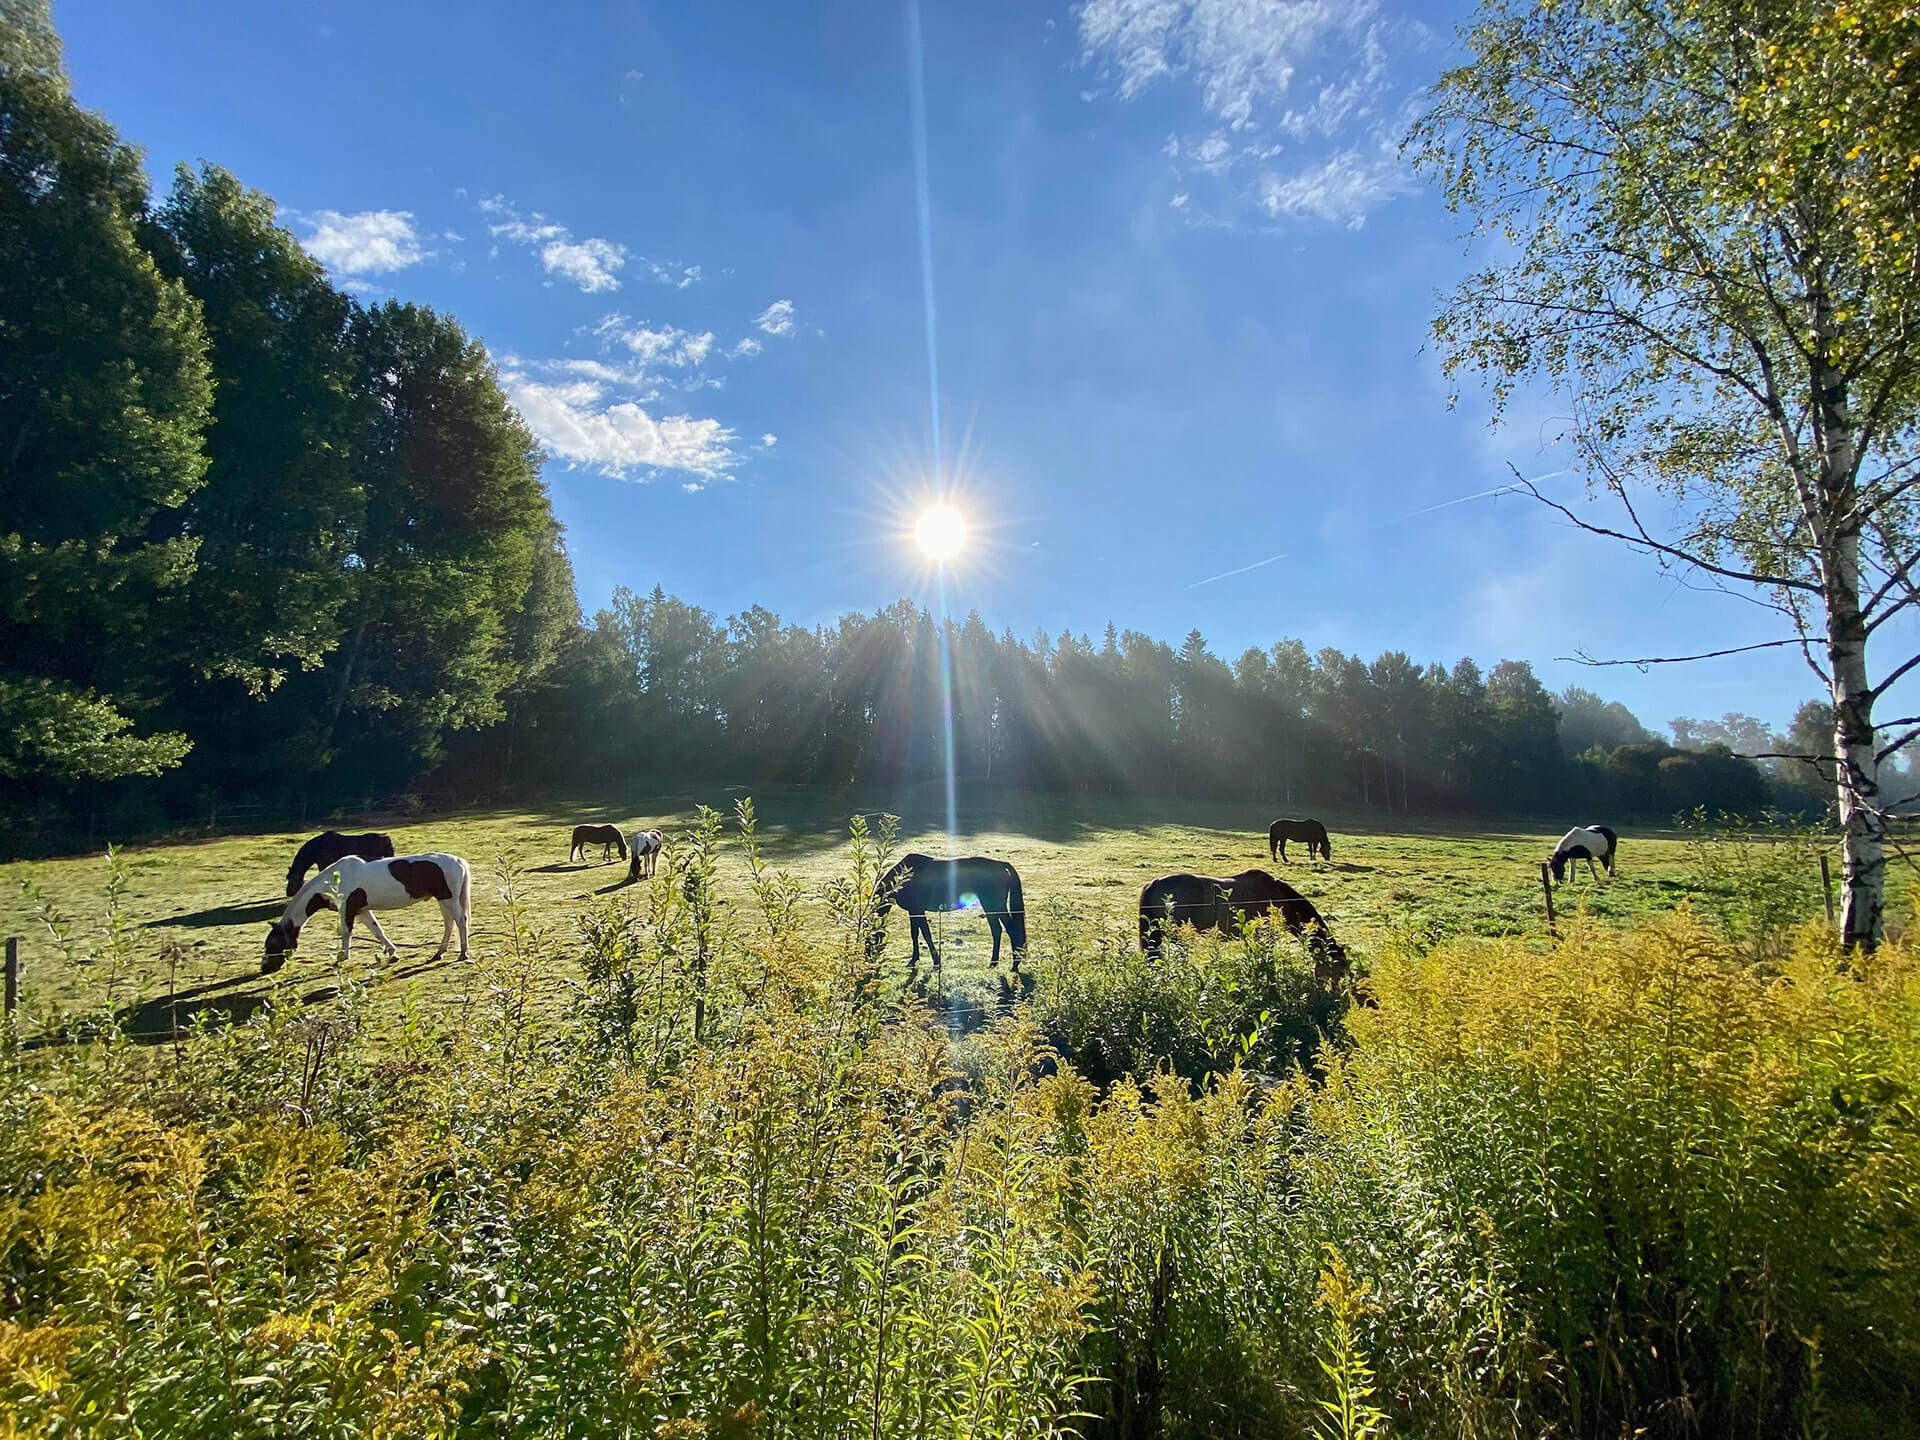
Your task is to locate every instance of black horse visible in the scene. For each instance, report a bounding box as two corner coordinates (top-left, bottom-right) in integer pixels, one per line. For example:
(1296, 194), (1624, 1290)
(1139, 868), (1348, 977)
(1268, 817), (1332, 863)
(874, 854), (1028, 970)
(286, 830), (395, 896)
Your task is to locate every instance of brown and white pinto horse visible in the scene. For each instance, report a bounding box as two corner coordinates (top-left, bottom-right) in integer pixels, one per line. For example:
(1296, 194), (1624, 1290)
(265, 853), (470, 972)
(626, 829), (665, 881)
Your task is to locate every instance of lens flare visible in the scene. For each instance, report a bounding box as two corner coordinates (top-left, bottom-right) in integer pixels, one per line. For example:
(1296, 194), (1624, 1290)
(915, 504), (967, 562)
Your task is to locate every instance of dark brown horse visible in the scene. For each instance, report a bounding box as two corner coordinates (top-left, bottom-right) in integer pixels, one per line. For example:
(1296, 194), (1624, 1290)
(1268, 818), (1331, 862)
(286, 830), (396, 896)
(1139, 868), (1347, 976)
(569, 823), (628, 863)
(874, 854), (1027, 970)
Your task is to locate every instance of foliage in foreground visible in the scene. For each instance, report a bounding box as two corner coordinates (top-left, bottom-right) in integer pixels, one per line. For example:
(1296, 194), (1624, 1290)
(0, 819), (1916, 1438)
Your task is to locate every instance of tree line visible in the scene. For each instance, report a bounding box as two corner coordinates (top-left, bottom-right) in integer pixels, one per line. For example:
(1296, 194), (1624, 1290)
(0, 2), (1828, 847)
(458, 585), (1826, 823)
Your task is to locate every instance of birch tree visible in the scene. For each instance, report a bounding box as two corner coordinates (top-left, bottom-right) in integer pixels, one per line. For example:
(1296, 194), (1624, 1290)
(1412, 0), (1920, 944)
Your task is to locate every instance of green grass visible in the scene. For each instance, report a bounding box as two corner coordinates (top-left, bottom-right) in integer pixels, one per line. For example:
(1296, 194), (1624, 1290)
(0, 784), (1722, 1038)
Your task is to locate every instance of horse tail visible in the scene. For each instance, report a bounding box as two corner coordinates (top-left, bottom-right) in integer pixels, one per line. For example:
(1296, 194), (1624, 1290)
(459, 857), (472, 922)
(1004, 865), (1027, 950)
(1269, 825), (1279, 862)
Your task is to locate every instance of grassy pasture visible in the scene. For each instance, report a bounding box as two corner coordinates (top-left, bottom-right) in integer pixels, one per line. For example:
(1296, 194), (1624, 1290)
(0, 784), (1719, 1037)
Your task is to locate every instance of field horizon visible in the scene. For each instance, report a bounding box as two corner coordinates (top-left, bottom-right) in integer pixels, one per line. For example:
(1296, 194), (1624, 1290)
(0, 783), (1728, 1041)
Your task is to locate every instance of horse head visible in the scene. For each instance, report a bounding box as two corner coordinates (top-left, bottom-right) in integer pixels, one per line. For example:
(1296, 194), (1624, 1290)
(263, 916), (300, 972)
(1549, 851), (1567, 883)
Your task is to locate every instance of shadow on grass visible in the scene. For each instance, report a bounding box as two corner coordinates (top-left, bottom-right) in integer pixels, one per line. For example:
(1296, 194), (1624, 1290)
(108, 973), (267, 1041)
(150, 899), (282, 929)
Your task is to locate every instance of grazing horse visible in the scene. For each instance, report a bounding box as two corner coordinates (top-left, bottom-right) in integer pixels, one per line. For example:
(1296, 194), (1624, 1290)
(1139, 868), (1348, 977)
(1268, 818), (1332, 863)
(569, 823), (628, 864)
(873, 854), (1027, 970)
(286, 830), (395, 896)
(1551, 825), (1618, 882)
(626, 828), (665, 882)
(265, 853), (470, 972)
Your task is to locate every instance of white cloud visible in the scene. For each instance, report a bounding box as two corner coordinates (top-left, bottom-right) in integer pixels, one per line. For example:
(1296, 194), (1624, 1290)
(542, 236), (628, 292)
(502, 371), (740, 482)
(301, 209), (430, 275)
(482, 195), (625, 292)
(595, 317), (719, 370)
(481, 194), (700, 293)
(496, 302), (789, 484)
(1257, 146), (1410, 228)
(640, 259), (702, 289)
(759, 433), (778, 449)
(1079, 0), (1421, 228)
(755, 299), (797, 336)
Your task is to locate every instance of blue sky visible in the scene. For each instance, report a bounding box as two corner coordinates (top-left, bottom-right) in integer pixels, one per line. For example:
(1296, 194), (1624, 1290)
(60, 0), (1821, 733)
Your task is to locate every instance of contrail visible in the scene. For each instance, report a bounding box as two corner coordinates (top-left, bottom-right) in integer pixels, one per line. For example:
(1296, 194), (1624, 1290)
(1185, 468), (1569, 590)
(1189, 551), (1291, 588)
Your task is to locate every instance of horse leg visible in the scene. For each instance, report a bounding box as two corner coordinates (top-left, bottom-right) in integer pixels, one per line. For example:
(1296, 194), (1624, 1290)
(987, 913), (1003, 968)
(1278, 838), (1288, 863)
(361, 911), (399, 959)
(913, 914), (939, 968)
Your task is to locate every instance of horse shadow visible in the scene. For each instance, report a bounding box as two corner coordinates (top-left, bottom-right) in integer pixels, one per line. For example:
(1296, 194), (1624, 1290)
(528, 861), (608, 874)
(111, 974), (269, 1041)
(150, 899), (282, 929)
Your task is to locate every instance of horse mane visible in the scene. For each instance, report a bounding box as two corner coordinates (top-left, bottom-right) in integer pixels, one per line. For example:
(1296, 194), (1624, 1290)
(286, 832), (335, 893)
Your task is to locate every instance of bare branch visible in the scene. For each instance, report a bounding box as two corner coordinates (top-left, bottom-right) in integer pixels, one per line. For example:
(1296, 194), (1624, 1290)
(1870, 651), (1920, 702)
(1560, 638), (1807, 668)
(1515, 472), (1821, 593)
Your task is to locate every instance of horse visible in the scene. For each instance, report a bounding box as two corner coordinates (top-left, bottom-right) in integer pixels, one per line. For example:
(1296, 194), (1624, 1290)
(873, 854), (1027, 970)
(1268, 818), (1332, 863)
(1550, 825), (1618, 882)
(626, 828), (665, 881)
(265, 853), (470, 972)
(286, 830), (395, 895)
(1139, 868), (1349, 978)
(569, 823), (628, 864)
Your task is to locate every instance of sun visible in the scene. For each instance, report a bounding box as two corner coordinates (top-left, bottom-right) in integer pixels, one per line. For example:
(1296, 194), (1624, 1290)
(914, 503), (968, 562)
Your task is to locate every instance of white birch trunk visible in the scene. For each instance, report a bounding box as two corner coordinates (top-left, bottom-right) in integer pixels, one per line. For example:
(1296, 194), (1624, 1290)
(1828, 527), (1884, 946)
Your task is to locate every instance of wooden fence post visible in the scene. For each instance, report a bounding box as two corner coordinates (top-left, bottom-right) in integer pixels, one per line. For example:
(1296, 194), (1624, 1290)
(1539, 862), (1558, 938)
(5, 937), (18, 1018)
(1821, 853), (1836, 925)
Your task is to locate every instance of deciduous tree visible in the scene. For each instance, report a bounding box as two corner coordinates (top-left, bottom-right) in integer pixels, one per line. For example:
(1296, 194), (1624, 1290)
(1413, 0), (1920, 942)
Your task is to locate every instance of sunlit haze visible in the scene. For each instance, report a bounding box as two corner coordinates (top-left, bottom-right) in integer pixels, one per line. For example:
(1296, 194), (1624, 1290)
(53, 0), (1847, 729)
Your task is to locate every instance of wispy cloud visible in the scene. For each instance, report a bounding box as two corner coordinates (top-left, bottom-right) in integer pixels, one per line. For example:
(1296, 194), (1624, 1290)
(480, 194), (701, 294)
(300, 209), (430, 274)
(481, 195), (626, 291)
(1257, 144), (1411, 228)
(1077, 0), (1426, 229)
(755, 299), (797, 336)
